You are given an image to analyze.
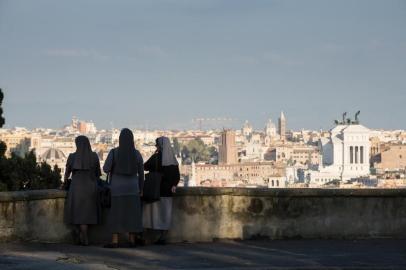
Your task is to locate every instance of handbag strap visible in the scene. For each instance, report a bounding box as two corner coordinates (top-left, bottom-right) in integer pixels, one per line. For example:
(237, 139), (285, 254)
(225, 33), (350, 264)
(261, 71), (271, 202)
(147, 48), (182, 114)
(107, 148), (115, 184)
(155, 152), (160, 171)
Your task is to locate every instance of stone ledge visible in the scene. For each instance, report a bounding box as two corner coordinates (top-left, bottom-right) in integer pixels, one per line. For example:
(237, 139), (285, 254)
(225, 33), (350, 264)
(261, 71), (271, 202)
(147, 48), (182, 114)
(2, 187), (406, 243)
(0, 189), (67, 202)
(175, 187), (406, 197)
(1, 187), (406, 202)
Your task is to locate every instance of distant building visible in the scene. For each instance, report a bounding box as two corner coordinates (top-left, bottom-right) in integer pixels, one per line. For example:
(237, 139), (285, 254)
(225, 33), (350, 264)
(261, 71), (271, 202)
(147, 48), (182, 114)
(71, 117), (97, 134)
(37, 136), (75, 158)
(100, 129), (120, 145)
(0, 130), (38, 157)
(185, 162), (285, 188)
(370, 137), (381, 157)
(278, 111), (286, 141)
(242, 120), (253, 138)
(218, 130), (238, 165)
(78, 121), (97, 134)
(267, 144), (320, 166)
(265, 118), (277, 138)
(39, 147), (67, 176)
(303, 116), (371, 186)
(373, 144), (406, 172)
(240, 141), (268, 162)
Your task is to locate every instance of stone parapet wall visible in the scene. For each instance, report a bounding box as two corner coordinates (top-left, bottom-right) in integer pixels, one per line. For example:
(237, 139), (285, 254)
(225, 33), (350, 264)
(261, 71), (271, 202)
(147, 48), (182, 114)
(1, 188), (406, 243)
(0, 190), (68, 242)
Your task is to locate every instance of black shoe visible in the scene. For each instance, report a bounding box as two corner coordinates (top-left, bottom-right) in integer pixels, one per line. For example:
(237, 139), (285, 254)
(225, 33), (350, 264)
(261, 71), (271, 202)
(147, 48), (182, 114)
(135, 238), (146, 246)
(121, 242), (137, 248)
(72, 229), (80, 245)
(103, 243), (119, 248)
(79, 232), (89, 246)
(154, 239), (166, 245)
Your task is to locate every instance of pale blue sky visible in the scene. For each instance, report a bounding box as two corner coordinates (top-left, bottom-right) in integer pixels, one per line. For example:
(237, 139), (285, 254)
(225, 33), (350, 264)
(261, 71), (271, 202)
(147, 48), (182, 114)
(1, 0), (405, 130)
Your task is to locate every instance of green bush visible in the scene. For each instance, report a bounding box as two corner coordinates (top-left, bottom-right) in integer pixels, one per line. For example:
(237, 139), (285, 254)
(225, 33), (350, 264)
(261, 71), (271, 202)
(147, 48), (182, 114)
(0, 149), (62, 191)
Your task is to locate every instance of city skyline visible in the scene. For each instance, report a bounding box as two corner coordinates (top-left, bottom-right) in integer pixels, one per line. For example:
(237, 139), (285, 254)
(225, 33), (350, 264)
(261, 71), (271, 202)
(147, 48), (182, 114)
(1, 0), (405, 130)
(1, 111), (404, 132)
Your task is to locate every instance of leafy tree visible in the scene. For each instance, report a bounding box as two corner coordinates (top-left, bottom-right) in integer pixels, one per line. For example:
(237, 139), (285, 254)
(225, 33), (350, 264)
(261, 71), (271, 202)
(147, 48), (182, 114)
(208, 146), (218, 164)
(180, 138), (218, 164)
(0, 150), (62, 191)
(32, 163), (61, 190)
(0, 141), (6, 157)
(0, 89), (61, 191)
(0, 144), (9, 191)
(0, 89), (8, 190)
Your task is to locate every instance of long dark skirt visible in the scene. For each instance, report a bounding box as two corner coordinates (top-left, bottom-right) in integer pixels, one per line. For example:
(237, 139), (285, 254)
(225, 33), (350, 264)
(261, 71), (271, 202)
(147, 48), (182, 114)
(105, 195), (143, 233)
(65, 171), (99, 225)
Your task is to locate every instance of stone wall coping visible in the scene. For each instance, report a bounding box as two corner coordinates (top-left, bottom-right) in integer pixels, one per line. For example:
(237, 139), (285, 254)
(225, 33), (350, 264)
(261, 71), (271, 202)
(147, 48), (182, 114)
(176, 187), (406, 197)
(0, 189), (67, 202)
(0, 187), (406, 202)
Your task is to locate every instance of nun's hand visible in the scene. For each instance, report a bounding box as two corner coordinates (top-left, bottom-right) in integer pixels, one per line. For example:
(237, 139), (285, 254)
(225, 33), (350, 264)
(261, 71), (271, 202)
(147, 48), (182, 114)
(171, 186), (177, 193)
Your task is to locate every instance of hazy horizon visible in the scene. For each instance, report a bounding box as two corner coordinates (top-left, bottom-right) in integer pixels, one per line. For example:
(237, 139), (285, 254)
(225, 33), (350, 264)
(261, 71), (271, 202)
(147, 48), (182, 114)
(1, 0), (405, 131)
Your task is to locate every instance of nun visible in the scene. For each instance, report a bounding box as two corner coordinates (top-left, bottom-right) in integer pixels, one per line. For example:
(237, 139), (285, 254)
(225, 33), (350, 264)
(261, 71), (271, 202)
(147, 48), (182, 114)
(65, 135), (101, 246)
(103, 128), (144, 248)
(143, 136), (180, 245)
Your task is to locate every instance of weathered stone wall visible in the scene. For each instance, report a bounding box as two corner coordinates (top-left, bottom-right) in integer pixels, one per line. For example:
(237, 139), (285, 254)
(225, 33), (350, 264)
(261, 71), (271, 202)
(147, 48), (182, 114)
(0, 190), (70, 242)
(1, 188), (406, 243)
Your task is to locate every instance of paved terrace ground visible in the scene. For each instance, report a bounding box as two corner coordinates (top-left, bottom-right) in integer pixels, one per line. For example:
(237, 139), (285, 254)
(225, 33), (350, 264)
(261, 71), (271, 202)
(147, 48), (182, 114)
(1, 239), (406, 270)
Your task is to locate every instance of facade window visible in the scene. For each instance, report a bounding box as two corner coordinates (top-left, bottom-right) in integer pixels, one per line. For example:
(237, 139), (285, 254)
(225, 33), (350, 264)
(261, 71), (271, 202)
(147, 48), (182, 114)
(360, 146), (364, 164)
(271, 180), (274, 187)
(350, 146), (353, 164)
(276, 180), (279, 187)
(355, 146), (359, 164)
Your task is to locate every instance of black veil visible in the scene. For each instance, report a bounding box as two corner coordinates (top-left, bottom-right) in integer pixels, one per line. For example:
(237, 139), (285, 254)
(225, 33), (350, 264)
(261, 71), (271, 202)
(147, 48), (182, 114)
(72, 135), (93, 170)
(115, 128), (138, 175)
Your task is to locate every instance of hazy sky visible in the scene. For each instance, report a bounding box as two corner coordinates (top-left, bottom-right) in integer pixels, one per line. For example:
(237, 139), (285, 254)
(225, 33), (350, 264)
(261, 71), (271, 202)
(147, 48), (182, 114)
(1, 0), (405, 131)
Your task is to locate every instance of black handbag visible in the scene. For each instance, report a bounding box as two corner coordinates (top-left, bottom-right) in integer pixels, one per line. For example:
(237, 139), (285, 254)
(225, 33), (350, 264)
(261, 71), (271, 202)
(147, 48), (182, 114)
(143, 155), (162, 203)
(98, 177), (111, 208)
(98, 150), (114, 208)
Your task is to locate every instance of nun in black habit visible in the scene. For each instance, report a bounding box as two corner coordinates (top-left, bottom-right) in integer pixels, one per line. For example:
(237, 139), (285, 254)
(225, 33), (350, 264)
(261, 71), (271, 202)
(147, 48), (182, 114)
(103, 128), (144, 248)
(143, 136), (180, 245)
(65, 135), (101, 246)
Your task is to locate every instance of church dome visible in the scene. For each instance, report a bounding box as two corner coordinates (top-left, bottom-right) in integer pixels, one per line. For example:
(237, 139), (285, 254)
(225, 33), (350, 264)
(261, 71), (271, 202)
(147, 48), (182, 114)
(41, 148), (66, 161)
